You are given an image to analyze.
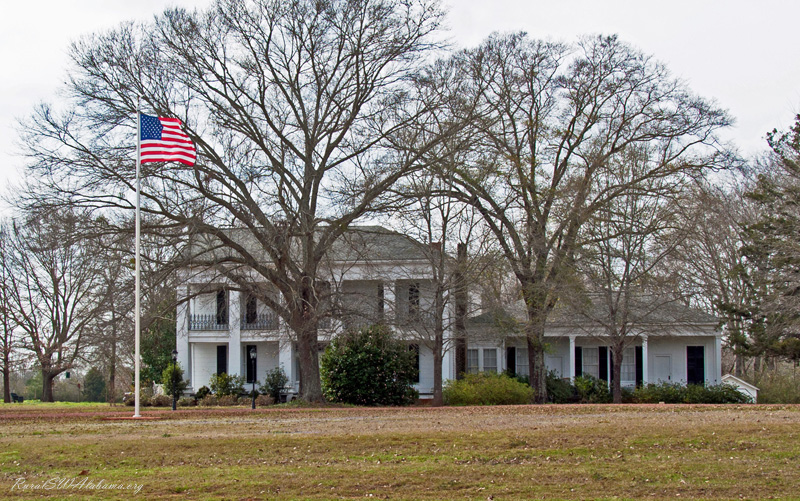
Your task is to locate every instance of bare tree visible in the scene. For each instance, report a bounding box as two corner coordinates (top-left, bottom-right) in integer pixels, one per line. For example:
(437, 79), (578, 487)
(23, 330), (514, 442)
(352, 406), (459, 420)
(569, 147), (690, 402)
(389, 173), (490, 405)
(17, 0), (449, 401)
(0, 221), (21, 403)
(441, 33), (731, 402)
(670, 179), (759, 376)
(4, 211), (103, 401)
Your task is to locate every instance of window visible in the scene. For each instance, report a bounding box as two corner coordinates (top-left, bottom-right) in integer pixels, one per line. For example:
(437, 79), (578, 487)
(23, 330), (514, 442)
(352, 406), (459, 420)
(216, 289), (228, 325)
(409, 344), (420, 383)
(582, 347), (599, 378)
(467, 349), (479, 374)
(245, 294), (257, 324)
(408, 282), (420, 318)
(483, 349), (498, 373)
(515, 348), (529, 376)
(621, 347), (636, 382)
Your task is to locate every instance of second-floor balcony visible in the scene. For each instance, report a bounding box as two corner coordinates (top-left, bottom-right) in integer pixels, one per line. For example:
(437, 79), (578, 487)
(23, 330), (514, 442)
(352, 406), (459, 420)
(242, 312), (279, 330)
(189, 314), (228, 331)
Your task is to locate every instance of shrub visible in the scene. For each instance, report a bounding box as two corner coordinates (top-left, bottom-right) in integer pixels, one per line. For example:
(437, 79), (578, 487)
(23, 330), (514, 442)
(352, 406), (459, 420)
(177, 397), (196, 407)
(195, 386), (211, 401)
(217, 395), (239, 406)
(321, 324), (418, 406)
(150, 394), (172, 407)
(574, 375), (611, 403)
(162, 363), (189, 400)
(633, 382), (686, 403)
(255, 394), (274, 407)
(209, 373), (245, 397)
(443, 372), (534, 405)
(632, 382), (751, 404)
(199, 394), (218, 406)
(546, 371), (577, 403)
(260, 366), (289, 402)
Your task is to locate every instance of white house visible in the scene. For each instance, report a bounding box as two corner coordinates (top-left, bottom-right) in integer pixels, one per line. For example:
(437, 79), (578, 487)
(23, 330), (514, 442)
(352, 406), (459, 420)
(465, 299), (723, 387)
(175, 226), (723, 397)
(175, 226), (455, 397)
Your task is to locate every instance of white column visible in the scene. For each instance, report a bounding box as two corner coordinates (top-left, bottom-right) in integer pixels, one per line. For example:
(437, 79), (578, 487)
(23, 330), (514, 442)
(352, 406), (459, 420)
(279, 339), (295, 392)
(568, 335), (577, 382)
(383, 280), (396, 324)
(714, 335), (722, 384)
(176, 285), (191, 387)
(228, 290), (241, 376)
(641, 334), (649, 384)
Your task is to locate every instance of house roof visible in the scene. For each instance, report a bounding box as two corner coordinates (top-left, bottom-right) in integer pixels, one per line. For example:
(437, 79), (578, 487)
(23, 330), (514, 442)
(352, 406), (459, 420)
(469, 295), (719, 331)
(188, 225), (435, 264)
(721, 374), (759, 392)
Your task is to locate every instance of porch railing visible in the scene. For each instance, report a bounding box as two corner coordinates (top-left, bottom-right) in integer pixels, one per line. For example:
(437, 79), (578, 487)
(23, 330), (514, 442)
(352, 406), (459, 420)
(189, 314), (229, 331)
(242, 312), (279, 330)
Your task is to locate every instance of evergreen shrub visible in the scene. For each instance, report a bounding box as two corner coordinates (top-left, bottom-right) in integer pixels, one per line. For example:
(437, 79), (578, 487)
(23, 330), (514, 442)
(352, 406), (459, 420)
(443, 372), (534, 405)
(321, 324), (418, 406)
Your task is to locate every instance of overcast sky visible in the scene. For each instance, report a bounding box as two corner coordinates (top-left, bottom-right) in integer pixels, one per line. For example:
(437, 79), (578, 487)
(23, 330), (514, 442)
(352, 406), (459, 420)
(2, 0), (799, 204)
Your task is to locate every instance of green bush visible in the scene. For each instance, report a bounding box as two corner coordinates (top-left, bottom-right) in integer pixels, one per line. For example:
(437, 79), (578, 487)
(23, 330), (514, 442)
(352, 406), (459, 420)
(209, 373), (245, 397)
(321, 324), (418, 406)
(574, 375), (611, 403)
(443, 372), (534, 405)
(546, 371), (577, 403)
(161, 363), (189, 400)
(194, 386), (211, 400)
(260, 366), (289, 402)
(632, 382), (751, 404)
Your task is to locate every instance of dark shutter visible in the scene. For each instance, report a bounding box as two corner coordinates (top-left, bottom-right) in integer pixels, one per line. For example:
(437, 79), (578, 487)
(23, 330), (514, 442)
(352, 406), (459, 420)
(635, 346), (643, 387)
(409, 344), (420, 383)
(575, 346), (583, 377)
(687, 346), (705, 385)
(216, 345), (228, 375)
(246, 345), (257, 383)
(506, 347), (516, 376)
(599, 346), (608, 382)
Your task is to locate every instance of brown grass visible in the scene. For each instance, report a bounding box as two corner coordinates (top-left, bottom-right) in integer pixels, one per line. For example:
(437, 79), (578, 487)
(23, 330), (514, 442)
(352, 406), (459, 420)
(0, 403), (798, 499)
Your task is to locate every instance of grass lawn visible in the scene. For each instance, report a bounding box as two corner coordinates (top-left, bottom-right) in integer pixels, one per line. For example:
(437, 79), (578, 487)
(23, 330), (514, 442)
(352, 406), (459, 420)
(0, 402), (797, 499)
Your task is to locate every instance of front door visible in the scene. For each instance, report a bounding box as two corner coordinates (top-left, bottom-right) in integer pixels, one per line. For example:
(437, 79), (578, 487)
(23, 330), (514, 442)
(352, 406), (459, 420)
(653, 355), (671, 382)
(687, 346), (705, 385)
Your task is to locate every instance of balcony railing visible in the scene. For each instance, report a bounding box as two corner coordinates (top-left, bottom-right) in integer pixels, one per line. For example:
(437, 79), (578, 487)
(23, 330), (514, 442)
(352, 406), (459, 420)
(189, 314), (229, 331)
(242, 312), (279, 330)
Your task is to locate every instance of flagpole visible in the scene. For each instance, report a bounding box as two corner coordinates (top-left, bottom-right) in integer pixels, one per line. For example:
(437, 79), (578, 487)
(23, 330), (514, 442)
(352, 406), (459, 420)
(134, 99), (142, 418)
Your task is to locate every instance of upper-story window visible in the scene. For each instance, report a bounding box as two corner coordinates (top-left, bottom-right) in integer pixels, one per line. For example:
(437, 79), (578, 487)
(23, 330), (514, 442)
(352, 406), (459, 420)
(216, 289), (228, 325)
(407, 282), (420, 319)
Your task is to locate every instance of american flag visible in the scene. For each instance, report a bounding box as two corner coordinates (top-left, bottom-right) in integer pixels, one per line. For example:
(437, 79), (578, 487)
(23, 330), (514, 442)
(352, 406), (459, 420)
(139, 114), (196, 165)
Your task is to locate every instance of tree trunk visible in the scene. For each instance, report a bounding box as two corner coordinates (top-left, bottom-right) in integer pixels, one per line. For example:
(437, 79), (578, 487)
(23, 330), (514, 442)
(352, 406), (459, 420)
(2, 363), (10, 403)
(432, 331), (443, 406)
(108, 321), (117, 405)
(611, 344), (624, 404)
(294, 319), (323, 403)
(454, 243), (468, 379)
(41, 370), (56, 402)
(524, 299), (548, 404)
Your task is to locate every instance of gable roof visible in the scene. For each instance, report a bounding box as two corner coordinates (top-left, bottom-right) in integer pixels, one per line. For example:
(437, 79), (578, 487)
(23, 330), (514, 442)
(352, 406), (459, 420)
(187, 224), (435, 264)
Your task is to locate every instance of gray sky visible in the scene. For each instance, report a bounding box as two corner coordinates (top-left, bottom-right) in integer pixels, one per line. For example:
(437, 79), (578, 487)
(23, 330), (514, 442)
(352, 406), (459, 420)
(2, 0), (799, 201)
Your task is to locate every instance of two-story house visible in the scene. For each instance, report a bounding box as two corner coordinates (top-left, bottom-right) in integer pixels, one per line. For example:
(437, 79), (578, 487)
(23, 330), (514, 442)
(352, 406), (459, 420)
(175, 226), (454, 398)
